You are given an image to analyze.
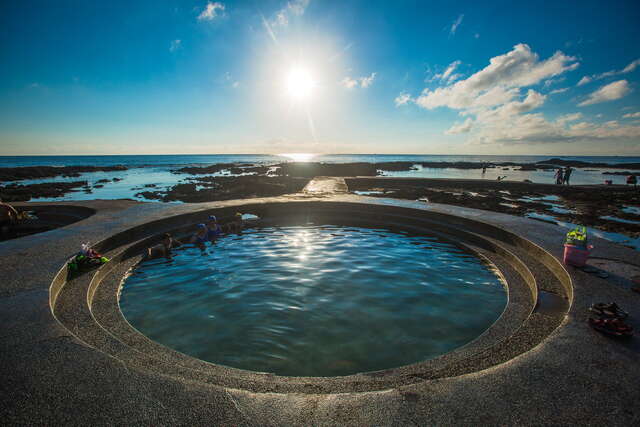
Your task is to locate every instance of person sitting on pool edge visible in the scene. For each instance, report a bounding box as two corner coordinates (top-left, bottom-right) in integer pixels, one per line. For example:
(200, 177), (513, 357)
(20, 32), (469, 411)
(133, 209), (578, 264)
(205, 215), (224, 241)
(0, 197), (19, 237)
(190, 223), (209, 250)
(147, 232), (182, 259)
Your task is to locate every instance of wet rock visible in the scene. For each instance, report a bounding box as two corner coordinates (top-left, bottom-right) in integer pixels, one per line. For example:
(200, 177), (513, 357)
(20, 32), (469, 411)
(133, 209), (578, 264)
(0, 181), (88, 201)
(537, 158), (640, 170)
(0, 165), (127, 181)
(136, 176), (308, 203)
(276, 162), (377, 177)
(112, 177), (123, 182)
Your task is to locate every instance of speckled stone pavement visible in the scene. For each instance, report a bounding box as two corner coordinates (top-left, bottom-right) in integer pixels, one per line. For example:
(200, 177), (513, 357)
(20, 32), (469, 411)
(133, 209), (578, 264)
(1, 188), (639, 426)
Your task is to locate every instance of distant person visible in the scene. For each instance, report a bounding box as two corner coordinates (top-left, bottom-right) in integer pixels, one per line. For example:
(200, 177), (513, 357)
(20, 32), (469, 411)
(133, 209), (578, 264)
(482, 164), (487, 175)
(190, 224), (209, 250)
(497, 175), (507, 181)
(146, 233), (182, 259)
(628, 174), (638, 187)
(554, 168), (564, 185)
(206, 215), (223, 241)
(563, 167), (573, 185)
(0, 198), (19, 237)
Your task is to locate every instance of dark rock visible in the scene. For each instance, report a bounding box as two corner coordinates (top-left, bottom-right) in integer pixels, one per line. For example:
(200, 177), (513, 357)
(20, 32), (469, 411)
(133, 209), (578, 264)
(0, 165), (127, 181)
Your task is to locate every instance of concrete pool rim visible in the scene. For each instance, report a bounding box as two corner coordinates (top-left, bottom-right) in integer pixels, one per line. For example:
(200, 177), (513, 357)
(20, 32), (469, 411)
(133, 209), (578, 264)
(49, 199), (573, 394)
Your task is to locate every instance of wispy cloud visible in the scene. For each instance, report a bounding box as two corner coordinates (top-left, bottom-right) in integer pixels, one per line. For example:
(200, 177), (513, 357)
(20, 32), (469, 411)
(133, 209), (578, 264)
(198, 2), (225, 21)
(223, 71), (240, 88)
(445, 118), (473, 134)
(549, 87), (569, 95)
(169, 39), (181, 52)
(341, 72), (376, 89)
(267, 0), (309, 30)
(578, 80), (631, 106)
(394, 92), (412, 106)
(623, 112), (640, 119)
(449, 14), (464, 36)
(433, 60), (462, 83)
(577, 58), (640, 85)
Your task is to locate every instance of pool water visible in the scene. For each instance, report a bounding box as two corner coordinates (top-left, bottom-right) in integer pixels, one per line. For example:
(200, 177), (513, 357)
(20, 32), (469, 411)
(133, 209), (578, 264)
(120, 225), (507, 377)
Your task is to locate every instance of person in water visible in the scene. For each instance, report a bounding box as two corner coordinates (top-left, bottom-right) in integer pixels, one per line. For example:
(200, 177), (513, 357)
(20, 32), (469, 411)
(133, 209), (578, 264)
(226, 212), (243, 234)
(190, 223), (209, 250)
(563, 166), (573, 185)
(206, 215), (223, 241)
(0, 198), (19, 237)
(147, 233), (182, 259)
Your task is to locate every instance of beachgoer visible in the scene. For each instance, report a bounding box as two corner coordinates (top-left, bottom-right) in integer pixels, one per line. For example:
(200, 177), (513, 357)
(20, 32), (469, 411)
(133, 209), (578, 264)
(226, 212), (243, 234)
(554, 168), (564, 185)
(482, 164), (487, 175)
(190, 223), (209, 250)
(563, 167), (573, 185)
(147, 232), (182, 259)
(497, 175), (507, 181)
(627, 174), (637, 187)
(0, 198), (19, 236)
(206, 215), (223, 241)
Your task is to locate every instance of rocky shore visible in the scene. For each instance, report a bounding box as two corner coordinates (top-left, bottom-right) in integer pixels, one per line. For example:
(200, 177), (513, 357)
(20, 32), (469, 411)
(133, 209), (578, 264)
(0, 165), (127, 181)
(347, 177), (640, 247)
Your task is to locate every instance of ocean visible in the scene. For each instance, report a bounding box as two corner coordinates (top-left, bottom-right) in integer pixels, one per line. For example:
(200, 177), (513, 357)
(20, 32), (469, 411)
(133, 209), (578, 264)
(1, 154), (639, 202)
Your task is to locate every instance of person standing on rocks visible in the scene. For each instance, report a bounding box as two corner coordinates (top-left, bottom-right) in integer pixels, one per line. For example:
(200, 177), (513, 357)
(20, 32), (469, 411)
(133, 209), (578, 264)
(563, 167), (573, 185)
(555, 168), (564, 185)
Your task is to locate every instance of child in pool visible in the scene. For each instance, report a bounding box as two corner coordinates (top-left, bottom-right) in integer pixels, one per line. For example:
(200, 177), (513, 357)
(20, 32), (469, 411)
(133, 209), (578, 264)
(190, 224), (209, 250)
(147, 233), (182, 259)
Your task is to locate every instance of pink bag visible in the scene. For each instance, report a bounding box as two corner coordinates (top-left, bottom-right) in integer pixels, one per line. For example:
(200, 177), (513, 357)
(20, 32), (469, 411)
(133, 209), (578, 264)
(563, 244), (592, 267)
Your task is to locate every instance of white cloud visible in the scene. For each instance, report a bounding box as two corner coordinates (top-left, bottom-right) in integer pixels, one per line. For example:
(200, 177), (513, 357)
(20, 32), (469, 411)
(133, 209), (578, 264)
(198, 2), (225, 21)
(578, 80), (631, 106)
(577, 76), (591, 86)
(434, 60), (462, 83)
(550, 87), (569, 94)
(449, 14), (464, 36)
(445, 118), (474, 134)
(415, 44), (578, 111)
(267, 0), (309, 29)
(394, 92), (412, 106)
(399, 43), (640, 146)
(556, 112), (582, 124)
(169, 39), (181, 52)
(576, 58), (640, 85)
(623, 112), (640, 119)
(621, 59), (640, 73)
(341, 72), (376, 89)
(340, 77), (358, 89)
(360, 72), (376, 88)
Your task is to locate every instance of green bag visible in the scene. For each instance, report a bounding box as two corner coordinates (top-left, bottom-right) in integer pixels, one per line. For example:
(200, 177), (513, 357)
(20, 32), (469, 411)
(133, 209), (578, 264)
(565, 226), (588, 247)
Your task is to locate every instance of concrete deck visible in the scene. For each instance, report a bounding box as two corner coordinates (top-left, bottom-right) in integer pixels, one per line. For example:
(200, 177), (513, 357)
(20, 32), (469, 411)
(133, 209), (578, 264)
(1, 192), (639, 425)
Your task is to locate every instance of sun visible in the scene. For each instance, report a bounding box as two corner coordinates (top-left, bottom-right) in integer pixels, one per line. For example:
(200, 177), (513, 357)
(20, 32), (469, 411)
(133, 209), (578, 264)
(286, 66), (316, 101)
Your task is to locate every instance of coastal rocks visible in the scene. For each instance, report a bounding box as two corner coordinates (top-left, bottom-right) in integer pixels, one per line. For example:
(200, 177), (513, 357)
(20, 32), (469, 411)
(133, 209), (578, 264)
(0, 181), (88, 201)
(276, 162), (378, 177)
(0, 165), (127, 181)
(537, 158), (640, 170)
(136, 176), (308, 203)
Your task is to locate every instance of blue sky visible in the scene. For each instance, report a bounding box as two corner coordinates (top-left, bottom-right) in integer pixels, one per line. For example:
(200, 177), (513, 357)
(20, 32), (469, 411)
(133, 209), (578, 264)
(1, 0), (639, 155)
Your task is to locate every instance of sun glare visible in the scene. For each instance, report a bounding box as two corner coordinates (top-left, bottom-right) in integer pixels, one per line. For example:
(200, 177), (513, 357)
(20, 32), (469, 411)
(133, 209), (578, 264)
(281, 153), (315, 162)
(286, 66), (316, 101)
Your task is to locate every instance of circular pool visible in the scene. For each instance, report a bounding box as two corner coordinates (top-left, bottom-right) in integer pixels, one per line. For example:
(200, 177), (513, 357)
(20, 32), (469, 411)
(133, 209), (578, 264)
(119, 225), (507, 377)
